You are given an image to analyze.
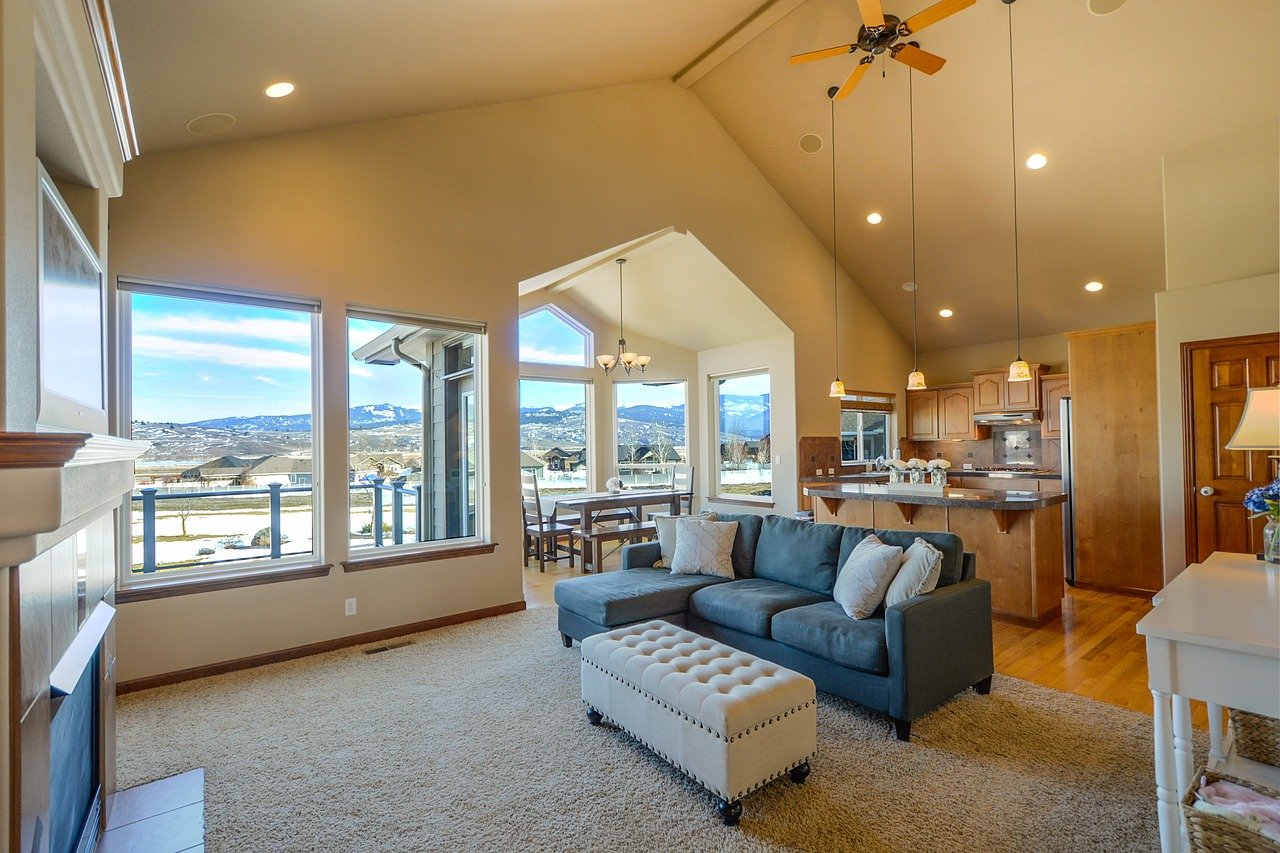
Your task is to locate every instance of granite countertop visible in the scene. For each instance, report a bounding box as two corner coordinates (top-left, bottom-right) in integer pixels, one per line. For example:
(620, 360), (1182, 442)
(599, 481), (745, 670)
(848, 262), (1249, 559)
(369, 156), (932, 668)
(802, 482), (1068, 510)
(799, 469), (1060, 483)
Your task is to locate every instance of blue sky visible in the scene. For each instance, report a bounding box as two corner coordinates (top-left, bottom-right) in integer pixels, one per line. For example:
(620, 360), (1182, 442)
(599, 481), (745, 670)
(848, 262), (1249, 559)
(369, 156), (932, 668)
(518, 308), (586, 365)
(347, 318), (421, 411)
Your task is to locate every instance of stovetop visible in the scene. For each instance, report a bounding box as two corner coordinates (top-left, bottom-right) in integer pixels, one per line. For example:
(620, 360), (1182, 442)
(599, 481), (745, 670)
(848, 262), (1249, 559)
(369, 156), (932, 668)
(972, 466), (1041, 472)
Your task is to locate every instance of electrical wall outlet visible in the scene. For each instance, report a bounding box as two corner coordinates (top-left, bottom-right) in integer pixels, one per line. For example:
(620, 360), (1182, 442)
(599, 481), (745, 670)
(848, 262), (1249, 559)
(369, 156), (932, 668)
(344, 598), (357, 616)
(827, 468), (835, 475)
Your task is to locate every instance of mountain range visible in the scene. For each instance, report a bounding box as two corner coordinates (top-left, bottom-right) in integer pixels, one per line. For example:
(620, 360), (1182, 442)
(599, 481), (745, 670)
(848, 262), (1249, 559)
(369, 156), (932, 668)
(188, 403), (422, 432)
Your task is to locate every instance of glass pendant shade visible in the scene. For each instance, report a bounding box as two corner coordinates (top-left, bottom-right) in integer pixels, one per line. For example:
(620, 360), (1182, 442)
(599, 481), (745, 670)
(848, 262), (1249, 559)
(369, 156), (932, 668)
(829, 379), (846, 398)
(907, 370), (927, 390)
(596, 354), (616, 370)
(1226, 387), (1280, 449)
(1008, 358), (1032, 382)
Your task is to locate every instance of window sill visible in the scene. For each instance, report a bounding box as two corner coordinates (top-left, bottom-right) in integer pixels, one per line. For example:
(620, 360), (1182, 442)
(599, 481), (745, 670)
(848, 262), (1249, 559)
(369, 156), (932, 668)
(706, 495), (776, 509)
(116, 562), (333, 604)
(342, 541), (498, 573)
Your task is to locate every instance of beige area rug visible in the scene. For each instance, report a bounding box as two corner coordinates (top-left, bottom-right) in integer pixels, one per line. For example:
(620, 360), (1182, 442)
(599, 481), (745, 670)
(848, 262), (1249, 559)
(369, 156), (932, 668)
(118, 607), (1183, 852)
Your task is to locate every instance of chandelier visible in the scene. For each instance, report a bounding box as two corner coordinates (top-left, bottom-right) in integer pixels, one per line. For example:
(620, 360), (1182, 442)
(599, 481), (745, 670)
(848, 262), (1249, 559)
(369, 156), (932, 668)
(596, 258), (650, 375)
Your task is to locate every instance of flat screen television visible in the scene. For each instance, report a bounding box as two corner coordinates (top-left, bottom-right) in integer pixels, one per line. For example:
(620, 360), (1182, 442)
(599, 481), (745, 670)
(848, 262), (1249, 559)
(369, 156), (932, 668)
(36, 162), (108, 435)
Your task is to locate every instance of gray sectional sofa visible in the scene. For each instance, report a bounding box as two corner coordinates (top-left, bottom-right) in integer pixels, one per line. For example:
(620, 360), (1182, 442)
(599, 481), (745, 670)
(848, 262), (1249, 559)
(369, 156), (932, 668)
(554, 513), (994, 741)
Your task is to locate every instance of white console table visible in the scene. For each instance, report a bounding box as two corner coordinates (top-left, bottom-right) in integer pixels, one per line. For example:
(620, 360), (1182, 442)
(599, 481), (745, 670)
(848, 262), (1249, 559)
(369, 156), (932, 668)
(1137, 551), (1280, 853)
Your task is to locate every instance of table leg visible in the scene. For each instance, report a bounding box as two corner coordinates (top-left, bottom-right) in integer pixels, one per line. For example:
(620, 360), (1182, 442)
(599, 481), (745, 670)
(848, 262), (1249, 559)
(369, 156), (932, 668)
(1172, 694), (1194, 849)
(1207, 703), (1225, 765)
(580, 507), (594, 573)
(1152, 690), (1183, 853)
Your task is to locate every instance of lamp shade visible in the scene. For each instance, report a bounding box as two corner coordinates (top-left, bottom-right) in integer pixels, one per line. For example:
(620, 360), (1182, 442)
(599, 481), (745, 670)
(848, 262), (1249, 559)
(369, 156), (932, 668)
(1008, 359), (1032, 382)
(1226, 387), (1280, 449)
(829, 379), (846, 398)
(907, 370), (927, 390)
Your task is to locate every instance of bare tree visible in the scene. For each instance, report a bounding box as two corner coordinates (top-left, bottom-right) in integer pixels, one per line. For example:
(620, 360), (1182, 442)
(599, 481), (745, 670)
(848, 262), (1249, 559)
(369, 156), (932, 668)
(650, 426), (674, 470)
(757, 434), (772, 465)
(174, 496), (196, 537)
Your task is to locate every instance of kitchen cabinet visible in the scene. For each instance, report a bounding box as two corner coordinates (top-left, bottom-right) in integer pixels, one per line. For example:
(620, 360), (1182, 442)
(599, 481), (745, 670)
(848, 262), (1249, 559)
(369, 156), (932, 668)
(1040, 374), (1070, 438)
(971, 364), (1046, 413)
(938, 384), (987, 439)
(906, 389), (938, 440)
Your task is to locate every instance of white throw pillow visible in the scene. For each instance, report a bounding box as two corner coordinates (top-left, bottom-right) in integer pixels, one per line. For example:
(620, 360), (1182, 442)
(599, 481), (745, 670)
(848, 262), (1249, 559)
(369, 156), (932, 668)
(653, 511), (716, 568)
(670, 517), (739, 579)
(884, 537), (944, 608)
(833, 534), (904, 619)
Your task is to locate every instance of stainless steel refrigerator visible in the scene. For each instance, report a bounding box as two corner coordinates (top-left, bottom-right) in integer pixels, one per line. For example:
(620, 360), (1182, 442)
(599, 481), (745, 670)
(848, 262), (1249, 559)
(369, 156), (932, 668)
(1060, 395), (1077, 585)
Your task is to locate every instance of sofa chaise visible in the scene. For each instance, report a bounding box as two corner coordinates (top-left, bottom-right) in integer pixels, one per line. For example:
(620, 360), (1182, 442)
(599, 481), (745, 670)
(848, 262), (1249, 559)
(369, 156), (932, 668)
(554, 513), (994, 741)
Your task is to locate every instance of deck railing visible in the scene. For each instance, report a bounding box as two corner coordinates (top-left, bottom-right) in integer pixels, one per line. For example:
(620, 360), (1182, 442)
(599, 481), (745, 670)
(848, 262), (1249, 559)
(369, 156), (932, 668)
(131, 477), (424, 573)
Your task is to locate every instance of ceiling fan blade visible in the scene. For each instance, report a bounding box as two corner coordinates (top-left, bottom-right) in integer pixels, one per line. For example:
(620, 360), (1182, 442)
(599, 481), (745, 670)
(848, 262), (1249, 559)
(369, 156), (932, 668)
(788, 43), (856, 65)
(892, 43), (946, 75)
(856, 0), (886, 29)
(902, 0), (976, 35)
(834, 59), (874, 100)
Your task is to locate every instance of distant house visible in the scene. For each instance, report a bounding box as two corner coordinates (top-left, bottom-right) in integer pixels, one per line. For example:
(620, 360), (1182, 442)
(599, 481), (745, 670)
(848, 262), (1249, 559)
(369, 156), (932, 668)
(616, 444), (682, 466)
(519, 451), (545, 473)
(352, 453), (419, 480)
(180, 454), (312, 487)
(542, 446), (586, 473)
(250, 455), (313, 487)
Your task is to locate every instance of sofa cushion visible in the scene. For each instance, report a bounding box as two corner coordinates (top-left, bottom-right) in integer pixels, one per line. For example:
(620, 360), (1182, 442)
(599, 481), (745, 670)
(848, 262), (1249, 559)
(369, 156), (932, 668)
(654, 511), (716, 567)
(554, 569), (729, 628)
(753, 515), (845, 594)
(839, 527), (966, 588)
(670, 518), (738, 578)
(884, 537), (944, 608)
(688, 578), (828, 638)
(833, 534), (903, 619)
(771, 601), (889, 675)
(707, 512), (763, 578)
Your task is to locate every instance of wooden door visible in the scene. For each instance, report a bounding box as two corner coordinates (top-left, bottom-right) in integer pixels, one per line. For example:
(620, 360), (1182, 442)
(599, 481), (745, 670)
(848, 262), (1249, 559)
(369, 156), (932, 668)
(1184, 333), (1280, 564)
(907, 389), (938, 440)
(973, 372), (1006, 412)
(1040, 375), (1070, 438)
(939, 386), (976, 439)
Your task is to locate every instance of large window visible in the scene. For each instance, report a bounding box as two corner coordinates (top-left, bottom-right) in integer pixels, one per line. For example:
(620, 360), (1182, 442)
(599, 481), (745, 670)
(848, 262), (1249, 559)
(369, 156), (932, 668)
(348, 313), (483, 551)
(520, 379), (590, 494)
(518, 305), (590, 367)
(840, 393), (894, 464)
(122, 282), (319, 578)
(615, 381), (687, 487)
(712, 371), (771, 500)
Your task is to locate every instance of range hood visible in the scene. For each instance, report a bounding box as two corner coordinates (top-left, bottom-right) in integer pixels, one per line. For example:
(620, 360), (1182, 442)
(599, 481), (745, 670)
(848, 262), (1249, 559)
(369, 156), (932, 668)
(973, 412), (1041, 425)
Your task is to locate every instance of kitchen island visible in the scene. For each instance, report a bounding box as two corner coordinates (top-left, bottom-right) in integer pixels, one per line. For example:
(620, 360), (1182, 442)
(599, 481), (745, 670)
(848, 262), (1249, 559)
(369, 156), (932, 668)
(803, 482), (1068, 626)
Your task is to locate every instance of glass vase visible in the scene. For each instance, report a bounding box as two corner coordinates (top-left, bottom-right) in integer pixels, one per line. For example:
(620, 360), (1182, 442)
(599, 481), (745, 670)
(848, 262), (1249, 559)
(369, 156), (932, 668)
(909, 469), (925, 485)
(1265, 518), (1280, 565)
(930, 469), (948, 487)
(888, 468), (903, 484)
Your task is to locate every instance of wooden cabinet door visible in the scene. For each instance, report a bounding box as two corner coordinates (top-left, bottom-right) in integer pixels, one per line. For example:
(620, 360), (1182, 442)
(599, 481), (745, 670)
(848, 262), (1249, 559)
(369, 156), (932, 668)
(1040, 375), (1070, 438)
(1006, 372), (1039, 409)
(907, 389), (939, 440)
(1186, 334), (1280, 564)
(939, 386), (976, 439)
(972, 372), (1006, 412)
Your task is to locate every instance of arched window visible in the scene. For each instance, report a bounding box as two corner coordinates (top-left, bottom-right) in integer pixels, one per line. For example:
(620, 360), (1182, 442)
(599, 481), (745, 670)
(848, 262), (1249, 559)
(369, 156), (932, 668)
(518, 305), (590, 367)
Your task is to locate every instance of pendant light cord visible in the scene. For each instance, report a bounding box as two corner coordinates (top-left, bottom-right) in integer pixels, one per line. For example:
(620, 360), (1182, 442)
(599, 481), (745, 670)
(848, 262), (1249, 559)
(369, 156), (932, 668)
(1007, 2), (1023, 360)
(908, 68), (920, 373)
(829, 93), (840, 377)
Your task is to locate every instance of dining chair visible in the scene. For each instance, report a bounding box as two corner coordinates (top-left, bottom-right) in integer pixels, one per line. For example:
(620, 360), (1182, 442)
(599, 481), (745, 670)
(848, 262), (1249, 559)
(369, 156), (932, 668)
(522, 471), (578, 572)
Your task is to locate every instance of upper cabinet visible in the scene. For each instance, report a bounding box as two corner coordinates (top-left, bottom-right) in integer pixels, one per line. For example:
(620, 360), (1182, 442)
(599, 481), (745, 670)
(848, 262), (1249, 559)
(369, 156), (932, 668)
(1040, 374), (1071, 438)
(971, 365), (1046, 412)
(906, 389), (939, 441)
(906, 384), (988, 441)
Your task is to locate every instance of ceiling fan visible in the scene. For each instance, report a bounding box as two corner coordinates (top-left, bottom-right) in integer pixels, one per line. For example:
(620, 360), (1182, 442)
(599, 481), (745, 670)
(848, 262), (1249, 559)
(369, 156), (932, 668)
(789, 0), (976, 99)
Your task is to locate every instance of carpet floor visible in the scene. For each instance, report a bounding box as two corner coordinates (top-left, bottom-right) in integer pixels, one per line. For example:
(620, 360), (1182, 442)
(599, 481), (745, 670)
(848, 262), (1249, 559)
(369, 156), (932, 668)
(118, 607), (1186, 852)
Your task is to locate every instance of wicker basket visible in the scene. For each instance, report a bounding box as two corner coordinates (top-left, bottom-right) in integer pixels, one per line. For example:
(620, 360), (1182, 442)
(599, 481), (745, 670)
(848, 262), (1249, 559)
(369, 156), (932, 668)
(1231, 709), (1280, 767)
(1181, 768), (1280, 853)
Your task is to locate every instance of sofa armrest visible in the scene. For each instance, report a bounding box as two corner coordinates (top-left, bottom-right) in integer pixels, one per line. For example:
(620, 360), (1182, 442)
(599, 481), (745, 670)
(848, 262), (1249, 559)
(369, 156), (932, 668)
(620, 541), (662, 570)
(962, 551), (977, 581)
(885, 578), (994, 722)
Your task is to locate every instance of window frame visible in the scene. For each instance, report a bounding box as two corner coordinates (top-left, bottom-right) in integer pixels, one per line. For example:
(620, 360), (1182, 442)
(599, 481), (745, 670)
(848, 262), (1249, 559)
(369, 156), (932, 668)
(113, 277), (325, 593)
(517, 304), (593, 368)
(839, 391), (896, 466)
(612, 378), (689, 486)
(518, 375), (594, 493)
(709, 368), (772, 504)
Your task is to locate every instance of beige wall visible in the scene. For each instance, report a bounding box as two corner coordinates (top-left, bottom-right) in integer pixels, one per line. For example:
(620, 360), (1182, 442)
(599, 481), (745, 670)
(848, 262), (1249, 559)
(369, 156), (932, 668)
(919, 332), (1070, 386)
(107, 79), (910, 680)
(1154, 124), (1280, 581)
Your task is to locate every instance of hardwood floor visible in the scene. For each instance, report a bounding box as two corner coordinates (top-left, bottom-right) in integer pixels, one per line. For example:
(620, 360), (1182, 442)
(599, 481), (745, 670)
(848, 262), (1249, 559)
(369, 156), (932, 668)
(525, 561), (1212, 728)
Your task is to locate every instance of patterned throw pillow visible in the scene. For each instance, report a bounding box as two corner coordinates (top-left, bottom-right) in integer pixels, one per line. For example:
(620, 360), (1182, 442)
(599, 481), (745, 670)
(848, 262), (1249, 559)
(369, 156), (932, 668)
(884, 537), (943, 608)
(670, 517), (739, 579)
(653, 511), (717, 568)
(833, 534), (904, 619)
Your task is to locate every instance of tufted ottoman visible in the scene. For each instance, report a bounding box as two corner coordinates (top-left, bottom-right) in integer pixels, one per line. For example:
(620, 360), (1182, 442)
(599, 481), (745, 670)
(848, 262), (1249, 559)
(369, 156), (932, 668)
(580, 620), (817, 825)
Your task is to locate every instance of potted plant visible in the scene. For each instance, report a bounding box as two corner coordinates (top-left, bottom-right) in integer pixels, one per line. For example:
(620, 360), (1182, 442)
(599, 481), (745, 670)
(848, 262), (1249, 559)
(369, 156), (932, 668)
(906, 458), (927, 485)
(1244, 477), (1280, 564)
(887, 458), (908, 484)
(926, 458), (952, 486)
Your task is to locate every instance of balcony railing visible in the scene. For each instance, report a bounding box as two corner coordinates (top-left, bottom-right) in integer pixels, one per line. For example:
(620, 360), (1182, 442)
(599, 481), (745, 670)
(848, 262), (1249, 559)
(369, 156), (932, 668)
(131, 478), (424, 574)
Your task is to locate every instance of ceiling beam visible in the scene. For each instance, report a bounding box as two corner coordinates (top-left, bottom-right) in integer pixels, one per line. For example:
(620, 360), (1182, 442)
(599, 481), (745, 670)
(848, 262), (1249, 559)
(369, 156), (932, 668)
(673, 0), (806, 89)
(517, 226), (686, 297)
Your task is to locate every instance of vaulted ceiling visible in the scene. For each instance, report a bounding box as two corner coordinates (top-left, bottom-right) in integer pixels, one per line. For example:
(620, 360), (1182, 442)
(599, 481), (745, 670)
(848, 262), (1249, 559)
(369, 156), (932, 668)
(111, 0), (1280, 350)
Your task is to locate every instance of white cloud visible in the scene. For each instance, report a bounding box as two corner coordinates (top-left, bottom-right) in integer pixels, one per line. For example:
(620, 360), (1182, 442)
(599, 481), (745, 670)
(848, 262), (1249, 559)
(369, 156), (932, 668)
(519, 346), (585, 366)
(254, 375), (285, 387)
(133, 314), (312, 344)
(349, 365), (376, 378)
(133, 334), (312, 370)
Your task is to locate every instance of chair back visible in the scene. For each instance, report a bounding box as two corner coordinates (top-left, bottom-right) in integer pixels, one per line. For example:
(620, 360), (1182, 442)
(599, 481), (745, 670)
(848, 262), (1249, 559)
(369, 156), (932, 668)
(672, 463), (694, 493)
(521, 471), (545, 532)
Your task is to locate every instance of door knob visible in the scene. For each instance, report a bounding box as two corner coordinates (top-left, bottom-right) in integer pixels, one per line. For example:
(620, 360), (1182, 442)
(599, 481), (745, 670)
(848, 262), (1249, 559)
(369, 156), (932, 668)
(1199, 486), (1215, 496)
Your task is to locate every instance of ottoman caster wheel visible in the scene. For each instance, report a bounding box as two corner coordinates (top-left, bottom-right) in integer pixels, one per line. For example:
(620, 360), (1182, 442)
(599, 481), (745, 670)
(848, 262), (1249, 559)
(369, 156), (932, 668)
(586, 706), (603, 726)
(790, 762), (811, 784)
(717, 799), (742, 827)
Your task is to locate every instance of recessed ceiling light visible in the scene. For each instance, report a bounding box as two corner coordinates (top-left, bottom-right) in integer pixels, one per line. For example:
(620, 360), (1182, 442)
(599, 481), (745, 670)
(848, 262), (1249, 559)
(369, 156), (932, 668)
(1084, 280), (1104, 292)
(1025, 153), (1048, 170)
(264, 82), (295, 98)
(866, 212), (883, 225)
(185, 112), (236, 136)
(938, 308), (954, 318)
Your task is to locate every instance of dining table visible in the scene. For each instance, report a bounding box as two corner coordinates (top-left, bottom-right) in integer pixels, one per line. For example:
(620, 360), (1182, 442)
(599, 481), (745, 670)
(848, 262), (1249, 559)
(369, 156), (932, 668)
(541, 488), (692, 572)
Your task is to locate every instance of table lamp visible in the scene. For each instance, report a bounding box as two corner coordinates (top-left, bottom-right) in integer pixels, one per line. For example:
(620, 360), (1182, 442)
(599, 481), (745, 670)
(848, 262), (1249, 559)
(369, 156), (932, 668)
(1226, 386), (1280, 459)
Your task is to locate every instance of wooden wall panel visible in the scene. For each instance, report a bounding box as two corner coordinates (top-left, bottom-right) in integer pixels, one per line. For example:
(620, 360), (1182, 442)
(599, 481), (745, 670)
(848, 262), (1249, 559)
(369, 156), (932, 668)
(1066, 323), (1163, 592)
(948, 508), (1033, 619)
(871, 502), (948, 534)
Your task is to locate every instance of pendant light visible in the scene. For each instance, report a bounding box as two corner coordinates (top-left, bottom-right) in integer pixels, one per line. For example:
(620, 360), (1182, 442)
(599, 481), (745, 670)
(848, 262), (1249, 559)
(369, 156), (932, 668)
(1004, 0), (1032, 383)
(595, 258), (650, 376)
(904, 68), (927, 391)
(826, 86), (846, 398)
